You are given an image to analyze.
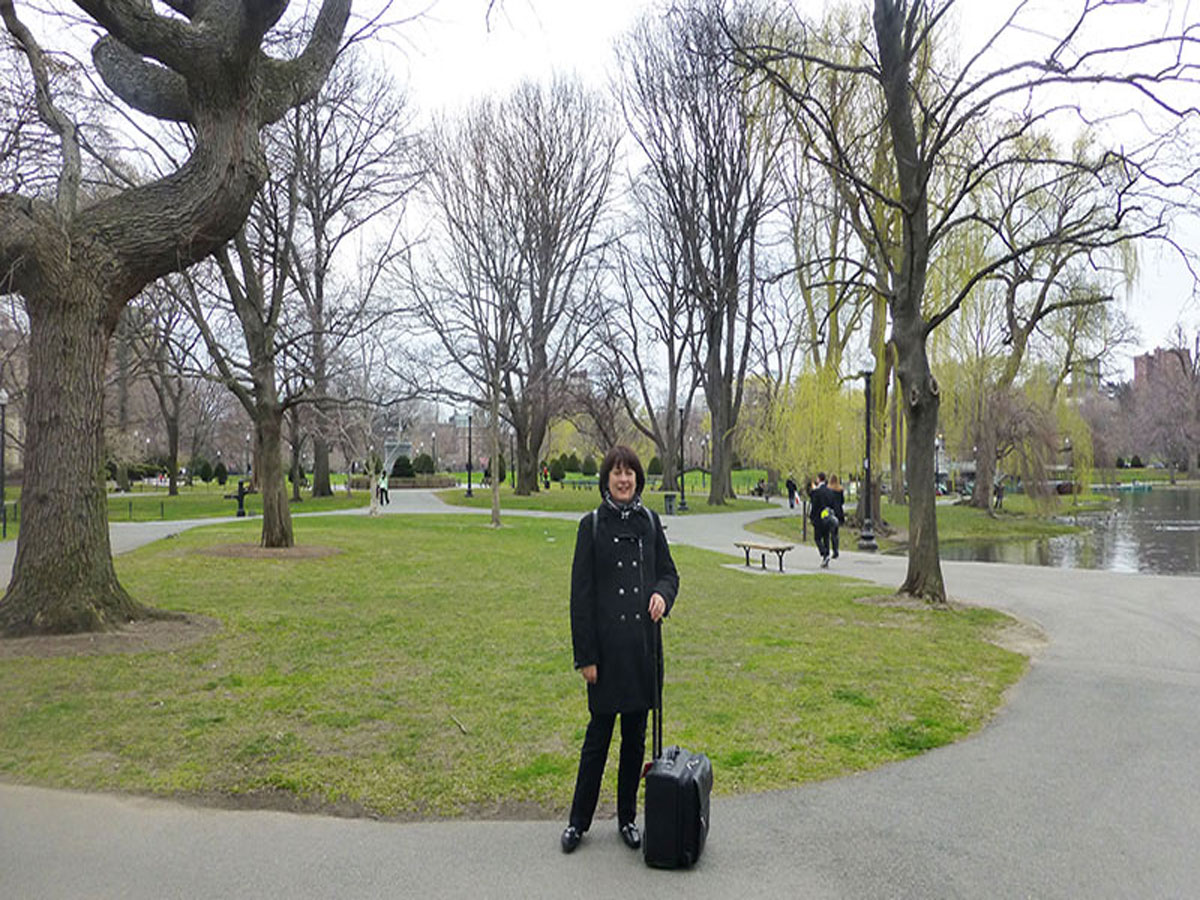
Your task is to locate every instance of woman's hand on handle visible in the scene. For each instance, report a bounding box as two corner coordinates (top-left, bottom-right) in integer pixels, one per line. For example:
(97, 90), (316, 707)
(649, 592), (666, 622)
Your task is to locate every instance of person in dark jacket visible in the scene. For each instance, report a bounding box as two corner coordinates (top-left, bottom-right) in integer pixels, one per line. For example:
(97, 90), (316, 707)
(808, 472), (837, 568)
(561, 445), (679, 855)
(828, 473), (846, 560)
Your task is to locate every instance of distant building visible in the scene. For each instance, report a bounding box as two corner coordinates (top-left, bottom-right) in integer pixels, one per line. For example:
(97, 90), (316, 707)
(1133, 347), (1193, 388)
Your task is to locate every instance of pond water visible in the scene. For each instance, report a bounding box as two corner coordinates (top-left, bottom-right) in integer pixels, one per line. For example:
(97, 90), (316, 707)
(932, 486), (1200, 576)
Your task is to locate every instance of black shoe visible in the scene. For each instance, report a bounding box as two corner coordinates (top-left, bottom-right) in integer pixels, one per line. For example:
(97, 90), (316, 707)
(820, 556), (829, 568)
(561, 825), (583, 854)
(619, 822), (641, 849)
(832, 551), (839, 559)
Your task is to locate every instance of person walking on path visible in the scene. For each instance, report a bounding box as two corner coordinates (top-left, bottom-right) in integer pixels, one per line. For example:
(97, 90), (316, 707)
(827, 474), (846, 560)
(378, 471), (390, 505)
(561, 445), (679, 855)
(786, 474), (799, 510)
(809, 472), (838, 567)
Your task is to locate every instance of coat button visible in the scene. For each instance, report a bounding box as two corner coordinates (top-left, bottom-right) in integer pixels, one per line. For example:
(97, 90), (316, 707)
(618, 588), (625, 595)
(617, 561), (623, 568)
(613, 537), (618, 543)
(635, 613), (641, 620)
(633, 586), (639, 593)
(632, 561), (638, 567)
(620, 614), (626, 621)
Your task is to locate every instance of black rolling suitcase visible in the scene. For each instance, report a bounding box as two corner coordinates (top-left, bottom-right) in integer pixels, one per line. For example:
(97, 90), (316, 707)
(643, 623), (712, 869)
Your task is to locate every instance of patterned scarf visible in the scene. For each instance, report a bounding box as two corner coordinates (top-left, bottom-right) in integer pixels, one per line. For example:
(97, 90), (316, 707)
(603, 492), (643, 520)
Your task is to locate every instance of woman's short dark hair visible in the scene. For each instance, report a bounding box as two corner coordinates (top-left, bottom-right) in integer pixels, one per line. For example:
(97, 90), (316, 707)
(599, 445), (645, 498)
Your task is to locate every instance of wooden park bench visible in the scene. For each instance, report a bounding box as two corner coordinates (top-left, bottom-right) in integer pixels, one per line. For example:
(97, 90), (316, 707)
(733, 540), (794, 572)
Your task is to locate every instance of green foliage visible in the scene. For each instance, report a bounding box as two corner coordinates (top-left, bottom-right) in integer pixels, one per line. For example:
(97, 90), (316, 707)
(741, 369), (860, 480)
(395, 455), (418, 477)
(214, 462), (228, 486)
(648, 455), (662, 475)
(549, 458), (566, 482)
(1130, 454), (1143, 468)
(0, 515), (1026, 817)
(581, 455), (597, 476)
(195, 459), (214, 483)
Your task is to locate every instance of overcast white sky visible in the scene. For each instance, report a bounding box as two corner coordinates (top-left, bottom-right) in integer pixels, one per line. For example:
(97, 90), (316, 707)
(397, 0), (1199, 375)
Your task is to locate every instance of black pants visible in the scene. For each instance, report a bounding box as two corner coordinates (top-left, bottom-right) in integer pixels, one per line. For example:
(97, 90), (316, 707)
(815, 519), (840, 558)
(568, 709), (648, 831)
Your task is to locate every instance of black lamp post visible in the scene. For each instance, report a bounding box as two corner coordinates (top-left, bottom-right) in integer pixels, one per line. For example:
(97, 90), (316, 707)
(677, 406), (688, 512)
(510, 430), (515, 488)
(0, 388), (7, 539)
(858, 369), (877, 551)
(701, 437), (708, 489)
(432, 431), (437, 472)
(466, 413), (474, 497)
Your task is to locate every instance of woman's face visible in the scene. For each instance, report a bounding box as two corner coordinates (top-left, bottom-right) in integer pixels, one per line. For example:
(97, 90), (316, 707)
(608, 462), (637, 504)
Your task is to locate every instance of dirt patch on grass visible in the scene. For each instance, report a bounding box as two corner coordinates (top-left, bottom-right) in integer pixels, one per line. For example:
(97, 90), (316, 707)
(0, 614), (221, 660)
(194, 543), (342, 560)
(852, 593), (965, 611)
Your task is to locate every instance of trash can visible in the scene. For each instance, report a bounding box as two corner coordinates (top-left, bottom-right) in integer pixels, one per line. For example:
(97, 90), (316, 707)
(663, 492), (676, 515)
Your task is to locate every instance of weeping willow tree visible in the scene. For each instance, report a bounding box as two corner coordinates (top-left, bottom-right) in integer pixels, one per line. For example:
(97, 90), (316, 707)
(740, 368), (863, 490)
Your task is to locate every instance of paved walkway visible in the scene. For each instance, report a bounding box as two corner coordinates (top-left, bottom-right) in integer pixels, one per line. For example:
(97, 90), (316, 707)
(3, 492), (1200, 898)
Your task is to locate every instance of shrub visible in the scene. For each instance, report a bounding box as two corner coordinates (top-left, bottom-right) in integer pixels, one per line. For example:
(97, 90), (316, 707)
(581, 455), (597, 476)
(566, 452), (581, 472)
(214, 462), (228, 485)
(648, 456), (662, 475)
(1130, 455), (1144, 468)
(1115, 456), (1125, 469)
(549, 458), (566, 482)
(195, 459), (214, 483)
(394, 455), (417, 477)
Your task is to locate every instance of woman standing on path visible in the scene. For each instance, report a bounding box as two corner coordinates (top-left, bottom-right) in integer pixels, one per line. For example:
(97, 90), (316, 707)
(561, 446), (679, 854)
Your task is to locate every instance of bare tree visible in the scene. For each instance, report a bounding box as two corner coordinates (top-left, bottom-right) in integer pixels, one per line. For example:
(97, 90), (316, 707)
(617, 0), (782, 504)
(407, 78), (616, 502)
(286, 49), (419, 497)
(128, 279), (204, 496)
(0, 0), (349, 635)
(1132, 333), (1200, 480)
(735, 0), (1199, 602)
(406, 94), (523, 521)
(596, 176), (699, 491)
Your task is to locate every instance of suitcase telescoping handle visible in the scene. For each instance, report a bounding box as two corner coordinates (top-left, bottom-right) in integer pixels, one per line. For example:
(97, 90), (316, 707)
(652, 619), (663, 760)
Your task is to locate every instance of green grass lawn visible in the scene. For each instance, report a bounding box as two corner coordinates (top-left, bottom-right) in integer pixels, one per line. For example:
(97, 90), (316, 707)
(0, 514), (1026, 819)
(105, 483), (368, 522)
(437, 483), (771, 515)
(1, 482), (369, 542)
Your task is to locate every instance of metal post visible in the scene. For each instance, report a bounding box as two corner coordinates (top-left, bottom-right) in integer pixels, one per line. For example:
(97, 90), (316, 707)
(466, 414), (474, 497)
(858, 370), (877, 551)
(677, 406), (688, 512)
(510, 431), (515, 488)
(432, 431), (437, 472)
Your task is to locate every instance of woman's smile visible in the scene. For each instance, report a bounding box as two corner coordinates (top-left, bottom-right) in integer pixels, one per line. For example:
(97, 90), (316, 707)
(608, 464), (636, 503)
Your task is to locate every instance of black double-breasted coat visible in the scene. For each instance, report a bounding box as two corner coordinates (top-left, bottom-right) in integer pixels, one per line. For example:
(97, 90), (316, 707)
(569, 503), (679, 715)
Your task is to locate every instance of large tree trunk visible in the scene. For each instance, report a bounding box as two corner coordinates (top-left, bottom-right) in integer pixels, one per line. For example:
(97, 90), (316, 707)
(256, 409), (293, 548)
(0, 285), (154, 635)
(312, 435), (332, 497)
(895, 328), (944, 602)
(166, 414), (180, 497)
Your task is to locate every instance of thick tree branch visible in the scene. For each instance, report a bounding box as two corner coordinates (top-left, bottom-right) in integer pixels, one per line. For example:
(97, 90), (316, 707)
(92, 35), (191, 122)
(259, 0), (352, 125)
